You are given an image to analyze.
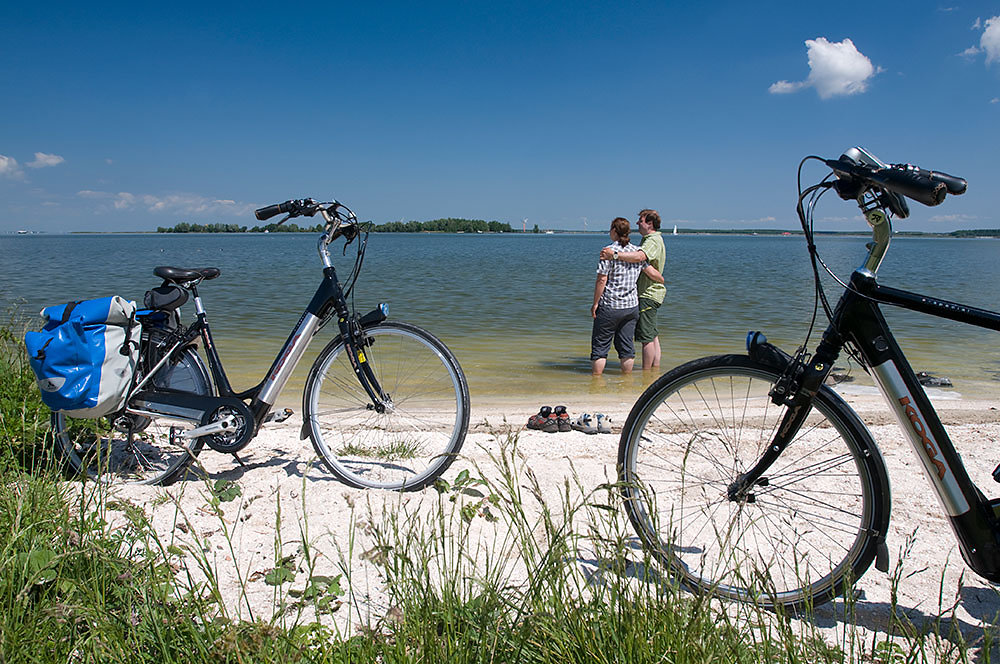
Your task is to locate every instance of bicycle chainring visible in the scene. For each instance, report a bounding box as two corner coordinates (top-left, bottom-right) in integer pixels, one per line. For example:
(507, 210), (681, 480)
(202, 401), (255, 453)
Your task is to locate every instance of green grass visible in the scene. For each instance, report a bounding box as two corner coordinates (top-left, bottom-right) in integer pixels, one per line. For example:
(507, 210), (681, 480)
(336, 438), (420, 461)
(0, 312), (54, 472)
(0, 317), (989, 663)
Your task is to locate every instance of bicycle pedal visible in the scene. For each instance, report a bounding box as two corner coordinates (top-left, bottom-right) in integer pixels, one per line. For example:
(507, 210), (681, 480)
(264, 408), (294, 424)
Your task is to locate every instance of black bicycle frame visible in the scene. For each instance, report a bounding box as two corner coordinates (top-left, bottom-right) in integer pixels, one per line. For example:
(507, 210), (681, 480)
(787, 269), (1000, 581)
(142, 264), (389, 431)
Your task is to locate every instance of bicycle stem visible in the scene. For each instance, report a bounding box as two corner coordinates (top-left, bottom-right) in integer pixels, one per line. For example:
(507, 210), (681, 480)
(859, 195), (892, 276)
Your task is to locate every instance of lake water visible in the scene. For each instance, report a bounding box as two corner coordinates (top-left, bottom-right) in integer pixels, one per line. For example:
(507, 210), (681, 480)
(3, 232), (999, 405)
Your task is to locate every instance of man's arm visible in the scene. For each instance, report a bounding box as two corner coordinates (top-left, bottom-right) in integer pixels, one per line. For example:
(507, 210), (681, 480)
(591, 273), (608, 318)
(642, 264), (664, 284)
(599, 247), (647, 262)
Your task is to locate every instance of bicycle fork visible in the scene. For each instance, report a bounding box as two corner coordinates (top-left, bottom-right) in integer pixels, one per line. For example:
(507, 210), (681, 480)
(335, 305), (391, 412)
(730, 332), (841, 504)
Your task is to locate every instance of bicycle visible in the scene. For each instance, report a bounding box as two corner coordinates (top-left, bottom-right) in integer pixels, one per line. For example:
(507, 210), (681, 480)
(617, 147), (1000, 612)
(51, 198), (471, 490)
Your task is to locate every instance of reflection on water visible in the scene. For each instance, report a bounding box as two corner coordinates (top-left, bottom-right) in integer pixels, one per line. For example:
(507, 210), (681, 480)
(2, 232), (999, 402)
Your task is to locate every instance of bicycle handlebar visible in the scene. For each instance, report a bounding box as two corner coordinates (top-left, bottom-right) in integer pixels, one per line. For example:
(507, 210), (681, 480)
(826, 149), (967, 212)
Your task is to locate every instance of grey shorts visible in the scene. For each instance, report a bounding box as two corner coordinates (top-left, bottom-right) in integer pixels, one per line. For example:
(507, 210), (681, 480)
(590, 305), (639, 361)
(635, 297), (661, 344)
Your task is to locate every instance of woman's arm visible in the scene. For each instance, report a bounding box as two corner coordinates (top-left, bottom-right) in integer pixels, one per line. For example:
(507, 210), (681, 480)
(592, 273), (608, 318)
(642, 264), (664, 284)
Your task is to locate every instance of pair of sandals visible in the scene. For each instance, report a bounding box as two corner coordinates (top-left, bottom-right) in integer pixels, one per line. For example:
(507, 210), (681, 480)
(570, 412), (612, 435)
(526, 406), (612, 434)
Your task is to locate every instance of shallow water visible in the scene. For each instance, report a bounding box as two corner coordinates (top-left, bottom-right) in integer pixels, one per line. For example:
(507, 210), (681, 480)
(3, 231), (999, 404)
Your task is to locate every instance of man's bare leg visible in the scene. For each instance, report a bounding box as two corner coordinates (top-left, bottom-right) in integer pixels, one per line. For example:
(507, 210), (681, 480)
(642, 338), (661, 370)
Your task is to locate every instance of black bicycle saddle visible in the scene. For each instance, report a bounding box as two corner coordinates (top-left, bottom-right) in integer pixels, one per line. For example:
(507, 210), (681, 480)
(153, 266), (221, 283)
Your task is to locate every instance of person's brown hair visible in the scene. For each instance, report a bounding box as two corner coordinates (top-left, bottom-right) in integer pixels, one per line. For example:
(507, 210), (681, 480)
(611, 217), (631, 246)
(639, 209), (661, 231)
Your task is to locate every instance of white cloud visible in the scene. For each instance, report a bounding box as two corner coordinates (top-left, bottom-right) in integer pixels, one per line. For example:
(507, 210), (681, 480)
(961, 45), (982, 58)
(992, 97), (999, 103)
(770, 37), (878, 99)
(973, 17), (982, 30)
(928, 213), (979, 222)
(27, 152), (64, 168)
(982, 16), (1000, 63)
(80, 190), (253, 216)
(768, 79), (806, 94)
(77, 189), (111, 199)
(0, 155), (21, 178)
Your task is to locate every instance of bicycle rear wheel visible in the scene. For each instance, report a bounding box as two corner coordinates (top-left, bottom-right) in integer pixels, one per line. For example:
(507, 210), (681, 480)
(304, 321), (470, 491)
(618, 354), (888, 612)
(52, 346), (212, 485)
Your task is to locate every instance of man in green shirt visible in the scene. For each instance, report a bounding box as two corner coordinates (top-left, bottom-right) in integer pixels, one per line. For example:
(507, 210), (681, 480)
(599, 209), (666, 370)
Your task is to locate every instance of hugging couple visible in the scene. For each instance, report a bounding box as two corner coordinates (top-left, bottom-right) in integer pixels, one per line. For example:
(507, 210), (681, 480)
(589, 209), (666, 376)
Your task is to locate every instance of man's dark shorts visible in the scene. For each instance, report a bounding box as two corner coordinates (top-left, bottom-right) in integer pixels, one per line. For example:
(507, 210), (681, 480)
(590, 305), (638, 361)
(635, 297), (660, 344)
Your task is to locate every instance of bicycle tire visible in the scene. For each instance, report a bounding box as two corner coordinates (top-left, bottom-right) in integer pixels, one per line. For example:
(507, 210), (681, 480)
(303, 321), (470, 491)
(618, 354), (889, 612)
(52, 345), (212, 485)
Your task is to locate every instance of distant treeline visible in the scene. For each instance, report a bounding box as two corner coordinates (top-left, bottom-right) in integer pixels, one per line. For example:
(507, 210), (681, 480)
(947, 229), (1000, 238)
(373, 218), (514, 233)
(157, 222), (324, 233)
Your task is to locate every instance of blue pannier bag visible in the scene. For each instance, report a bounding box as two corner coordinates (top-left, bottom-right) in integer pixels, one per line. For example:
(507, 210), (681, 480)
(24, 296), (141, 418)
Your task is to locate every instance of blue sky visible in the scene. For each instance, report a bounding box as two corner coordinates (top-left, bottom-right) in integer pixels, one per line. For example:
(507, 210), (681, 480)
(2, 1), (998, 232)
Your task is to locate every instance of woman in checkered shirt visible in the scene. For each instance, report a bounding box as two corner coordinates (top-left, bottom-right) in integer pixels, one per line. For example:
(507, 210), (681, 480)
(590, 217), (663, 375)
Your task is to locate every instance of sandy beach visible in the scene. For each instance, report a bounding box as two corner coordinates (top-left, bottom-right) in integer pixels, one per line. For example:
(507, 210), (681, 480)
(94, 385), (1000, 655)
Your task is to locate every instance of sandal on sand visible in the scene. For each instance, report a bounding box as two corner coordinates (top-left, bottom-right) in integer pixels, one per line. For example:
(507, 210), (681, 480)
(527, 406), (553, 430)
(571, 413), (598, 434)
(554, 405), (572, 432)
(595, 413), (613, 434)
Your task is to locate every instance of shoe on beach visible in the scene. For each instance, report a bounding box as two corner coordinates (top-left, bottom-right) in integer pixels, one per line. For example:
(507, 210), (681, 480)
(595, 413), (613, 434)
(570, 413), (598, 434)
(554, 405), (572, 432)
(527, 406), (553, 430)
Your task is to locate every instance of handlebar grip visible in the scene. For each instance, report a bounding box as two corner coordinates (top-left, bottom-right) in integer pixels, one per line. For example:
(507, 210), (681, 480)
(891, 163), (967, 196)
(870, 166), (947, 207)
(254, 200), (294, 221)
(929, 170), (967, 196)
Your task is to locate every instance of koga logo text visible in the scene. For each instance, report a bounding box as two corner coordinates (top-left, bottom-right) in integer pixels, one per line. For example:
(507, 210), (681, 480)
(899, 396), (946, 480)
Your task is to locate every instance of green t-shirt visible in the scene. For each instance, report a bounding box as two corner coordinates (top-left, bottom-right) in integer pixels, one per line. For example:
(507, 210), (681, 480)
(636, 231), (666, 304)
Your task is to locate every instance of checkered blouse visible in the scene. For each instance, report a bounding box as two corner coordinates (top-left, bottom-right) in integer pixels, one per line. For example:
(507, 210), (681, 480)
(596, 242), (645, 309)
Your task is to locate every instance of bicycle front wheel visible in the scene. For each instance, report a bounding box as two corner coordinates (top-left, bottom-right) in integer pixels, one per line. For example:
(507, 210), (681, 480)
(52, 346), (212, 485)
(618, 354), (888, 612)
(304, 321), (470, 491)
